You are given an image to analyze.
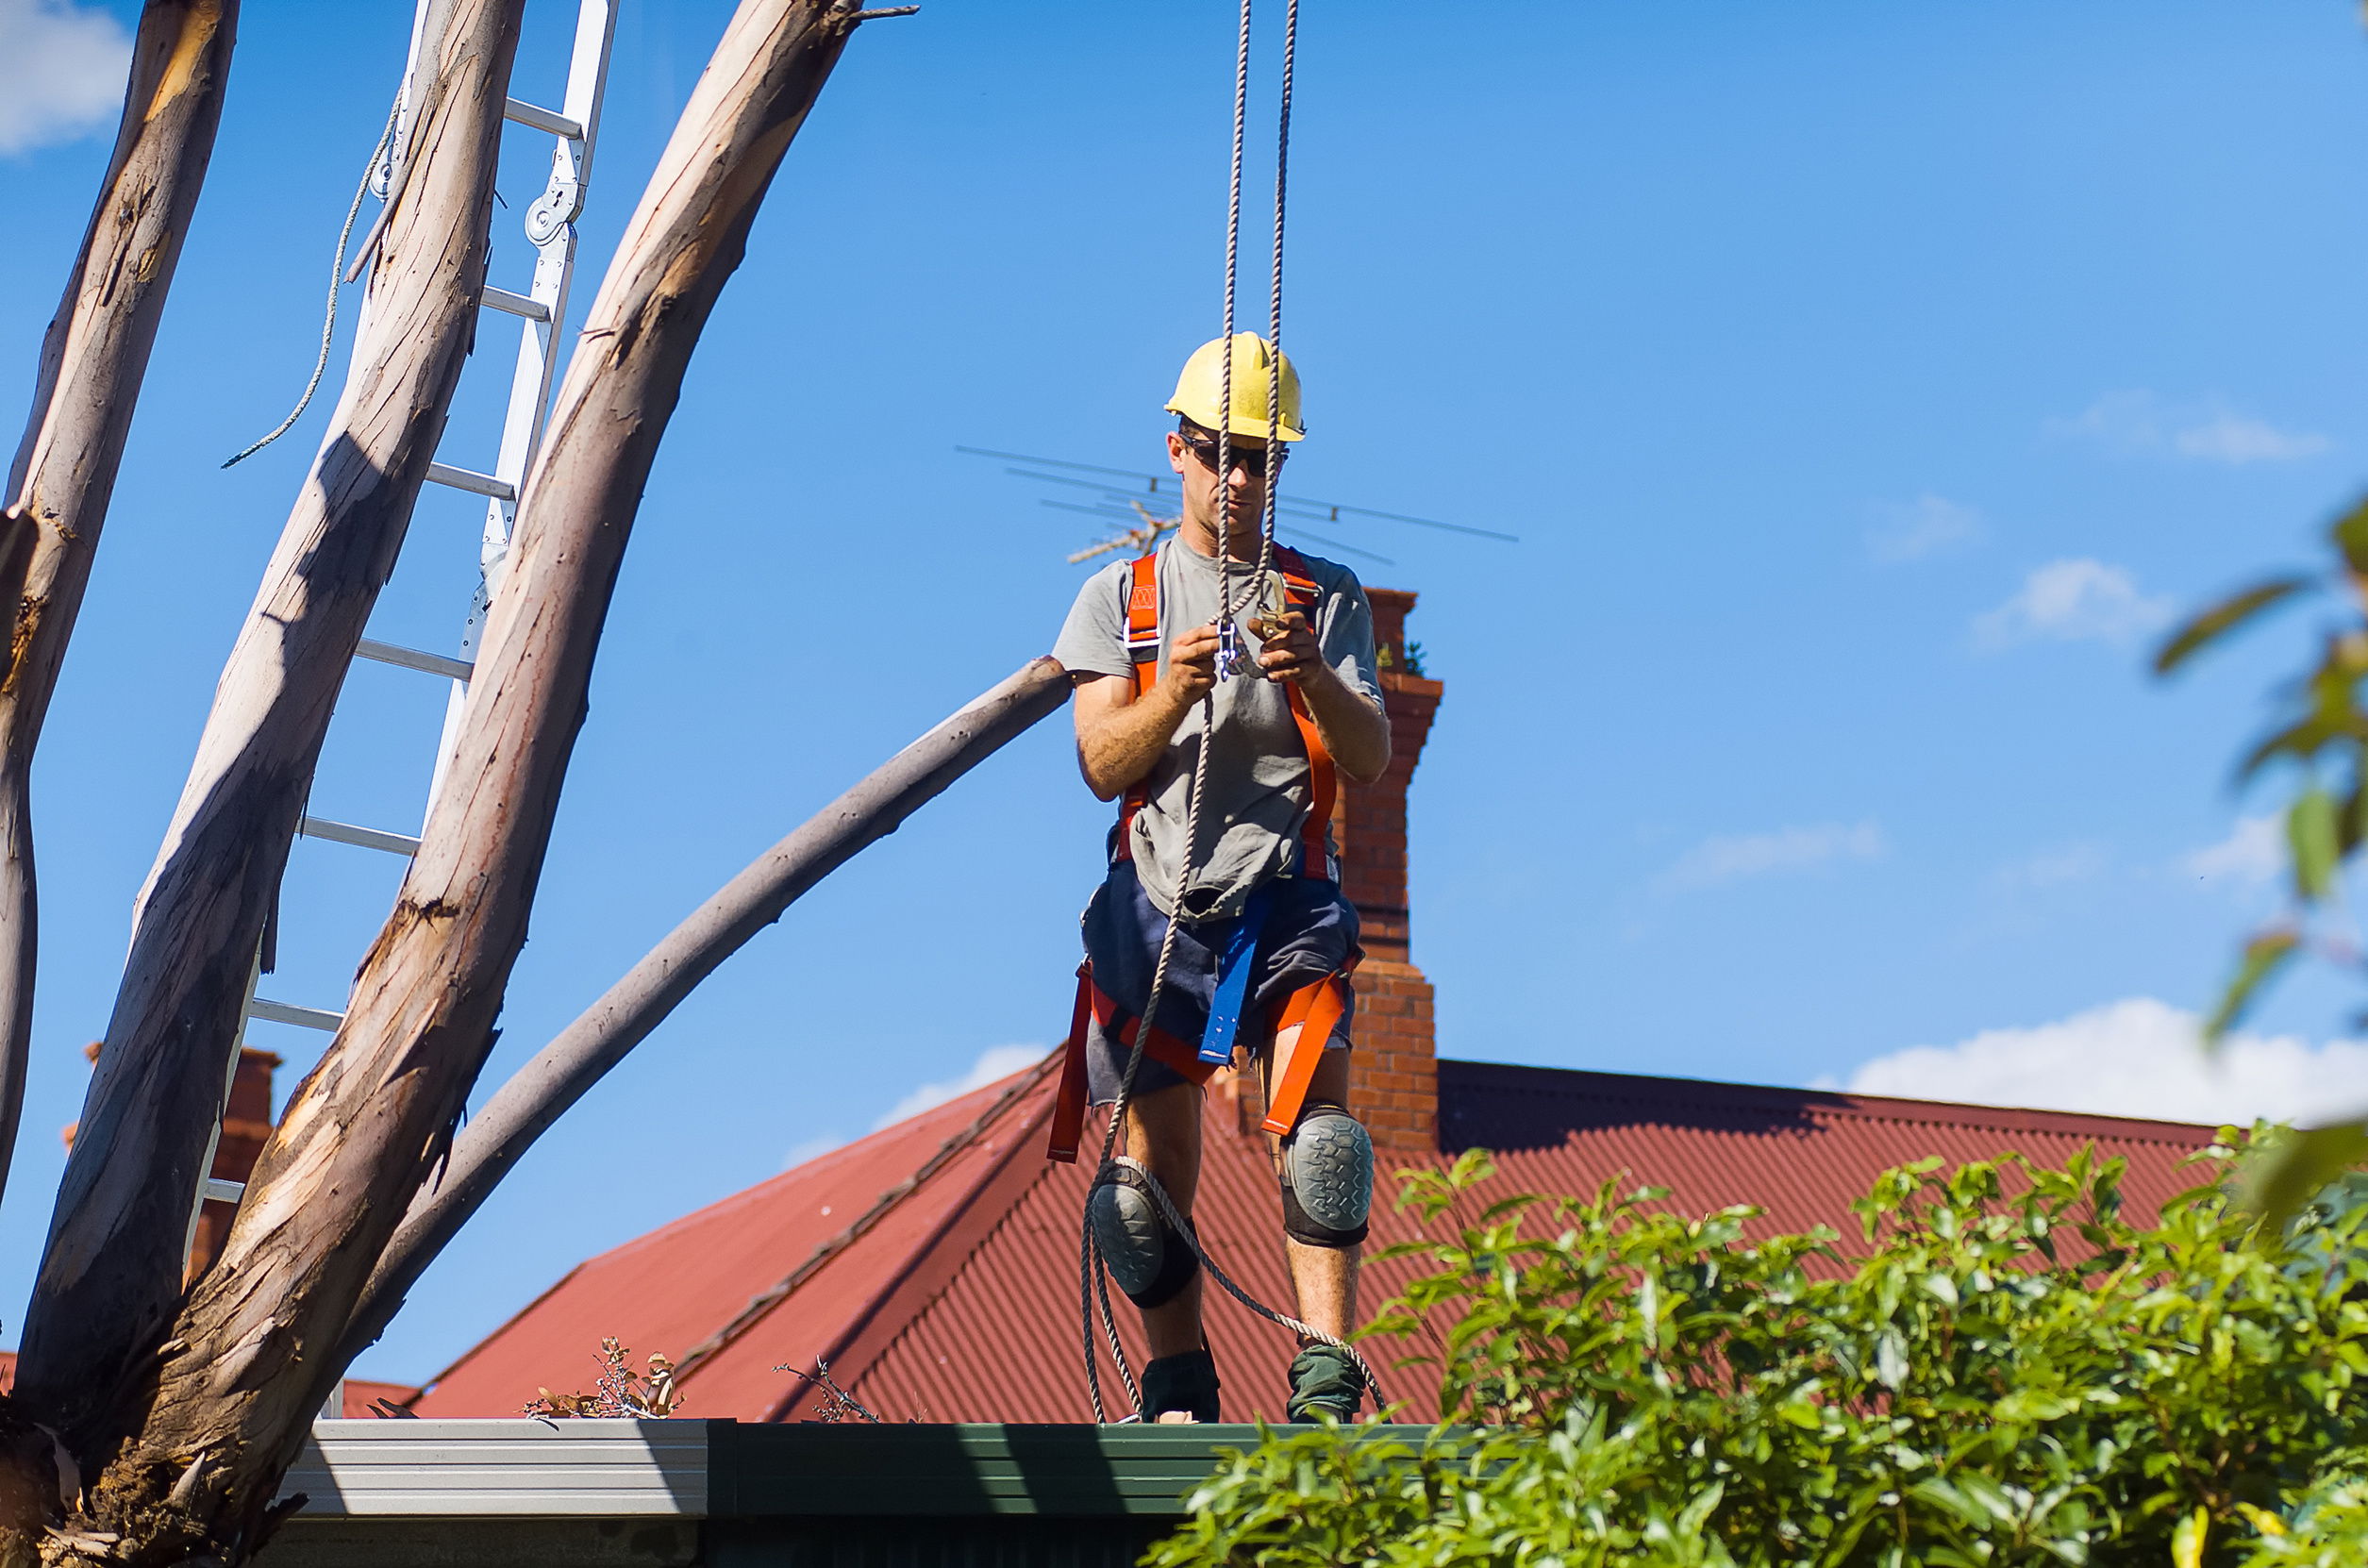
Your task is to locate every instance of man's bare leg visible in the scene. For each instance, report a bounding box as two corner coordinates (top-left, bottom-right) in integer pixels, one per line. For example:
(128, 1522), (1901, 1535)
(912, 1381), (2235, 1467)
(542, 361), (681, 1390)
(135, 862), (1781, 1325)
(1116, 1078), (1206, 1359)
(1259, 1046), (1360, 1341)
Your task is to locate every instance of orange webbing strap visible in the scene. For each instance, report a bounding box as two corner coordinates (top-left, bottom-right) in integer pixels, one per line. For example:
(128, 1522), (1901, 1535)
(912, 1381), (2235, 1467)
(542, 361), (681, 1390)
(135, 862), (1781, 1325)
(1272, 546), (1337, 878)
(1045, 962), (1223, 1162)
(1260, 971), (1350, 1137)
(1047, 967), (1095, 1164)
(1125, 552), (1160, 680)
(1114, 553), (1161, 861)
(1283, 685), (1334, 877)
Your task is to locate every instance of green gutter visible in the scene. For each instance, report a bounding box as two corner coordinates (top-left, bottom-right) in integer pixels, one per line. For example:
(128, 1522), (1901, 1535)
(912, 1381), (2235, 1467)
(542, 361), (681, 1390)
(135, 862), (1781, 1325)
(264, 1418), (1445, 1566)
(715, 1422), (1354, 1517)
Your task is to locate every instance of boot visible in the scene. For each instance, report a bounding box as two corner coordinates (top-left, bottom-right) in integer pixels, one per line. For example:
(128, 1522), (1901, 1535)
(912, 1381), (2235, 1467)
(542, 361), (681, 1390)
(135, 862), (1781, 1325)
(1141, 1347), (1222, 1423)
(1284, 1343), (1366, 1423)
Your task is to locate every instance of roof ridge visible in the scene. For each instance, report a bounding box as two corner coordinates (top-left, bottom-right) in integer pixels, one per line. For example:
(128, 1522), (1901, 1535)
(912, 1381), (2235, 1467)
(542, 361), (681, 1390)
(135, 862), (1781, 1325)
(670, 1051), (1061, 1384)
(560, 1125), (914, 1273)
(1440, 1059), (2213, 1140)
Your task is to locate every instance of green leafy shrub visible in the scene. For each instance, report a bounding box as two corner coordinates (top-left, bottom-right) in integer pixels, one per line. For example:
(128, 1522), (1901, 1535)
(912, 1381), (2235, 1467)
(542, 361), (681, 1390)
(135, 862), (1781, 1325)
(1147, 1144), (2368, 1567)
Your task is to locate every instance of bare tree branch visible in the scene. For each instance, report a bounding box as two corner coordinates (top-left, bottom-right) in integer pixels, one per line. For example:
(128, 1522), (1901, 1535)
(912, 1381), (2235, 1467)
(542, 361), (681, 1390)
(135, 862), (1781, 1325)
(342, 656), (1067, 1360)
(77, 2), (886, 1556)
(0, 0), (240, 1212)
(17, 0), (526, 1458)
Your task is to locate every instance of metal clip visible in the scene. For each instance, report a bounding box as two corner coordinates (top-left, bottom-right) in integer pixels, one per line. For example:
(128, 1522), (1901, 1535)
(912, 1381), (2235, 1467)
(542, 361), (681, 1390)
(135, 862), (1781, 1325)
(1214, 619), (1247, 683)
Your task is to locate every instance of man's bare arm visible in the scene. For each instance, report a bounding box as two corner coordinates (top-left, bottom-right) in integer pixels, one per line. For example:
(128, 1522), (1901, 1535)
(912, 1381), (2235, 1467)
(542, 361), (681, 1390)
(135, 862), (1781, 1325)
(1072, 623), (1222, 800)
(1253, 610), (1392, 783)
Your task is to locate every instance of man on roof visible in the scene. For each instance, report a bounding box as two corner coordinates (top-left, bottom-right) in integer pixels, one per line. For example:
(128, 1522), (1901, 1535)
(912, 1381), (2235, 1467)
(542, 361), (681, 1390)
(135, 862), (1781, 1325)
(1048, 334), (1392, 1425)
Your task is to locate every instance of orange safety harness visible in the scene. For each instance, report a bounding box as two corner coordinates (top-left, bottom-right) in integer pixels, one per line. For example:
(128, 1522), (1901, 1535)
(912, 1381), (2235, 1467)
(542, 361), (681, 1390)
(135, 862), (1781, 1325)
(1048, 543), (1358, 1162)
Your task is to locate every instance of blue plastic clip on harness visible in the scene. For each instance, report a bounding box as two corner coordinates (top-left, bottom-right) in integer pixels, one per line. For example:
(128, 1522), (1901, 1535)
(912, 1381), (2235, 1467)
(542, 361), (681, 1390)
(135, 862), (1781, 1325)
(1199, 888), (1267, 1064)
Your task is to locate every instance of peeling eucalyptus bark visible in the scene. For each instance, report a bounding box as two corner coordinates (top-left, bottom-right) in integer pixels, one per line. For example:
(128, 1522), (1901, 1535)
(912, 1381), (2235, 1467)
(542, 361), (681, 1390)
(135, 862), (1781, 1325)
(50, 4), (882, 1562)
(16, 0), (526, 1484)
(0, 0), (240, 1217)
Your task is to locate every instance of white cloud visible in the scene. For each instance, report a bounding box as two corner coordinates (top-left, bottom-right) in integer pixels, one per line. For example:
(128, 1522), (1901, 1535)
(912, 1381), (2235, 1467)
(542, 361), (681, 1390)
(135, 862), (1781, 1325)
(2184, 814), (2284, 889)
(1659, 821), (1887, 892)
(2049, 390), (2329, 465)
(1992, 842), (2108, 892)
(2176, 412), (2330, 464)
(1866, 494), (1984, 563)
(0, 0), (132, 157)
(1830, 996), (2368, 1126)
(873, 1043), (1045, 1130)
(1973, 559), (2173, 651)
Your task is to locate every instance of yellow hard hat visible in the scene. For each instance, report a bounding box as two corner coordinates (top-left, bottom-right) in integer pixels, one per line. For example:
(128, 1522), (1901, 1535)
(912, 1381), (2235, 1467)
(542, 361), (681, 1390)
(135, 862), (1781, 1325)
(1164, 332), (1306, 442)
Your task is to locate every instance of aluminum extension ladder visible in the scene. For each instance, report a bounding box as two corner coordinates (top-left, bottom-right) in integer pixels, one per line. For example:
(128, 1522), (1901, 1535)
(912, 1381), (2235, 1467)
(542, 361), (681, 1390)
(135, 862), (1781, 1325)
(200, 0), (621, 1223)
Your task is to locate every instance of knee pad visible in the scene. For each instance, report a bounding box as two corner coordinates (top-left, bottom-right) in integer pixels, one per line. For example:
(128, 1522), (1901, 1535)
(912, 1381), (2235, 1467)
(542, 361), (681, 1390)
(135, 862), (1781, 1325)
(1280, 1103), (1372, 1247)
(1088, 1164), (1201, 1309)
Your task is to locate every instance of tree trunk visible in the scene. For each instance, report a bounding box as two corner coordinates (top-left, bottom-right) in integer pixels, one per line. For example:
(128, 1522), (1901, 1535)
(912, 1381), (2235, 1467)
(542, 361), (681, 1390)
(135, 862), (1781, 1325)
(15, 0), (526, 1468)
(342, 657), (1067, 1362)
(67, 3), (880, 1560)
(0, 0), (240, 1215)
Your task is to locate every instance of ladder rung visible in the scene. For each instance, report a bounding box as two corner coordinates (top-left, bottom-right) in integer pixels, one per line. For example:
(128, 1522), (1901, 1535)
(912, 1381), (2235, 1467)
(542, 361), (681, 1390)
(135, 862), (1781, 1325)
(202, 1177), (245, 1205)
(481, 285), (550, 322)
(357, 638), (473, 682)
(425, 462), (515, 503)
(300, 815), (422, 857)
(503, 97), (583, 140)
(248, 997), (344, 1032)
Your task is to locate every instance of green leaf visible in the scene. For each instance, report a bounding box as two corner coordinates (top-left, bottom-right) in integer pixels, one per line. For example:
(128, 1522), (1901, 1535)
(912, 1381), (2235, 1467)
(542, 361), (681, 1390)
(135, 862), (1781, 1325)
(2239, 1121), (2368, 1233)
(2339, 777), (2368, 857)
(2170, 1506), (2207, 1568)
(2334, 493), (2368, 575)
(2234, 1502), (2288, 1540)
(2204, 927), (2300, 1046)
(2234, 709), (2362, 782)
(1875, 1327), (1909, 1392)
(2290, 788), (2341, 902)
(2153, 576), (2312, 675)
(1909, 1478), (1991, 1530)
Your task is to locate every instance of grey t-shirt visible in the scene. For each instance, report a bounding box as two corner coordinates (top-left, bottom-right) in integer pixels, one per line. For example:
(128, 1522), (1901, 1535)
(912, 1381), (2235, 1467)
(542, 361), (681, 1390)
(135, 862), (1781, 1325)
(1053, 539), (1382, 921)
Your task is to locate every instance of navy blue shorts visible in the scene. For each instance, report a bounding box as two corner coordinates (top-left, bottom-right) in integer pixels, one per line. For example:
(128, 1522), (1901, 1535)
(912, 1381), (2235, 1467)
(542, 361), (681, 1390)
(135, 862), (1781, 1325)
(1080, 859), (1359, 1105)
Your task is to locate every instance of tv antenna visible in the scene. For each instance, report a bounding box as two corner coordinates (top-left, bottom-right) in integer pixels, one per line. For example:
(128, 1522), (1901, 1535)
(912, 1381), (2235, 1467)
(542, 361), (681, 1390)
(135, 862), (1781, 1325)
(958, 446), (1518, 566)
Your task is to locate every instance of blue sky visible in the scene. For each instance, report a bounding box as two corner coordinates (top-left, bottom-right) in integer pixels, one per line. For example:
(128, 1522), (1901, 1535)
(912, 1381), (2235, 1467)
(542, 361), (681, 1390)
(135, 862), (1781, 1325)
(3, 0), (2365, 1385)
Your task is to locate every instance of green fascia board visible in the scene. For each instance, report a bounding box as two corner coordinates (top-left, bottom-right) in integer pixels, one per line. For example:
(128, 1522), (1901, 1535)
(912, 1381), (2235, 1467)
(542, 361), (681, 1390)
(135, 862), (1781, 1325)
(712, 1422), (1447, 1518)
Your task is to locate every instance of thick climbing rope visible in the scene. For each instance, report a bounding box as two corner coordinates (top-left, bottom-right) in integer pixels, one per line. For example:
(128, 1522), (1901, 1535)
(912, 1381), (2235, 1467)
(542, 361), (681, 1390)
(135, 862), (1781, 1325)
(1077, 0), (1379, 1426)
(222, 95), (403, 469)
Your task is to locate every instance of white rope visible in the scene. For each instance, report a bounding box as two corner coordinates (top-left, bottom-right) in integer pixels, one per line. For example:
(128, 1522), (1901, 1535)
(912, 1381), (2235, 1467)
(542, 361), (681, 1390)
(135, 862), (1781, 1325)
(1076, 0), (1376, 1427)
(222, 95), (402, 469)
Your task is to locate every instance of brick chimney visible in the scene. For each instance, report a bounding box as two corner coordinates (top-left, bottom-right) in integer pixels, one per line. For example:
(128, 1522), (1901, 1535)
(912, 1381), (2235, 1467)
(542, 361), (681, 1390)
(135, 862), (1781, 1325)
(1337, 590), (1442, 1153)
(66, 1044), (280, 1284)
(1215, 588), (1443, 1152)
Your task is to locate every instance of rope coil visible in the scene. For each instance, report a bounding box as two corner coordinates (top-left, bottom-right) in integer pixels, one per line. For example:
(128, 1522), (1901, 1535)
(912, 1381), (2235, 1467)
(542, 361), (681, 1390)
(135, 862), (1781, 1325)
(1078, 0), (1377, 1427)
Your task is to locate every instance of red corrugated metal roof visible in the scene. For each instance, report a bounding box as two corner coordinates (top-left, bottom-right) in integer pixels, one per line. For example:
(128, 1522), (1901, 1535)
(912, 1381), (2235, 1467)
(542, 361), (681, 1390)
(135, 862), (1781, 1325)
(0, 1350), (413, 1418)
(413, 1054), (2213, 1424)
(411, 1057), (1059, 1418)
(1436, 1059), (2213, 1249)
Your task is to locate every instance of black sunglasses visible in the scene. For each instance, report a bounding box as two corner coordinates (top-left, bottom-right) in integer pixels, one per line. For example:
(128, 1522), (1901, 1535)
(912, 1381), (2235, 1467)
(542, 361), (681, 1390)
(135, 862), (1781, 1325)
(1178, 427), (1277, 478)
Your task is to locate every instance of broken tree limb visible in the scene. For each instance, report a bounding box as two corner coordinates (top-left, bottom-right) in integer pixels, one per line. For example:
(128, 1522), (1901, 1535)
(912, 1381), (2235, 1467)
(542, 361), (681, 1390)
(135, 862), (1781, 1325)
(100, 2), (884, 1555)
(0, 0), (240, 1217)
(341, 655), (1067, 1360)
(16, 0), (526, 1460)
